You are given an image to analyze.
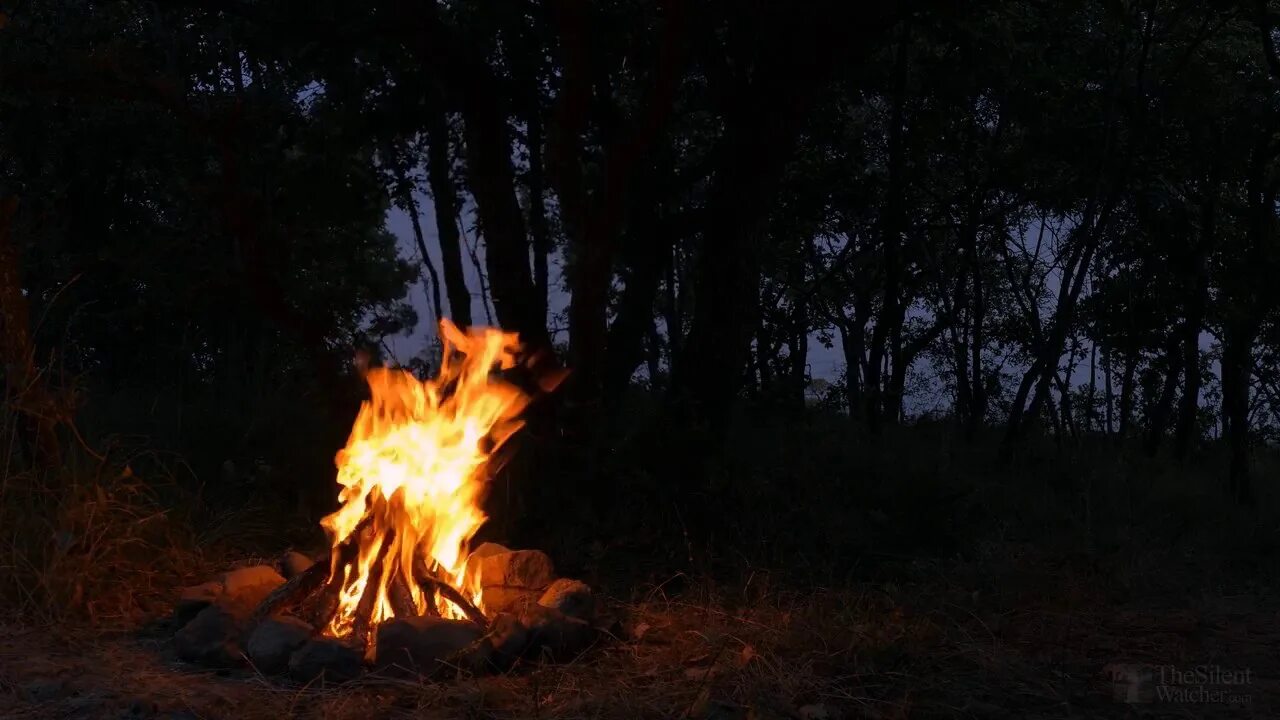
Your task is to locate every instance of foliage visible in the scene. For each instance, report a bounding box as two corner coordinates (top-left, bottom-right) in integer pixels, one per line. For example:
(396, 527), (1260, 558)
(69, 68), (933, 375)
(4, 0), (1280, 580)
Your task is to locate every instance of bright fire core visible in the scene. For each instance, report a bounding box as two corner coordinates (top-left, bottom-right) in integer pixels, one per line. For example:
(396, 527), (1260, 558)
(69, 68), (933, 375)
(320, 320), (528, 636)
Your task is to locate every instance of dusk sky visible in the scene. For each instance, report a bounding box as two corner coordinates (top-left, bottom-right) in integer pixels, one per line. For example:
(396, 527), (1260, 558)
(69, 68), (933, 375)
(383, 192), (850, 383)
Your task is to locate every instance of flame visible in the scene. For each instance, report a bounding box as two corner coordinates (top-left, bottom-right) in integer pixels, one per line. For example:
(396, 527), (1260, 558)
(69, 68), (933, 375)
(320, 319), (528, 636)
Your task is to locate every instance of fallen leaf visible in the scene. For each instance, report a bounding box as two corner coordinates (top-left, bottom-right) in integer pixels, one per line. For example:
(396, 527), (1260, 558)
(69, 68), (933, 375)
(737, 644), (756, 667)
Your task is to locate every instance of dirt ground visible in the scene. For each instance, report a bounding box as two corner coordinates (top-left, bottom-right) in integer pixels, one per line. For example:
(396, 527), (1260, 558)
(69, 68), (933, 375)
(0, 544), (1276, 719)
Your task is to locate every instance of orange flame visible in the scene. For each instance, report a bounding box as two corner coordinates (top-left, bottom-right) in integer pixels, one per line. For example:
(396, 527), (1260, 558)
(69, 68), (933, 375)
(320, 319), (529, 636)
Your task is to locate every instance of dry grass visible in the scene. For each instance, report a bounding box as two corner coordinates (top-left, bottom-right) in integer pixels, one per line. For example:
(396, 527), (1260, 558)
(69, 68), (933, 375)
(0, 542), (1276, 719)
(0, 451), (201, 628)
(3, 404), (1279, 718)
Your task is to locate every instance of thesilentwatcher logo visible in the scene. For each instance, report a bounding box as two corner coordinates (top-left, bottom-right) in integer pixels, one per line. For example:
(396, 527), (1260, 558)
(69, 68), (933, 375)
(1107, 664), (1154, 703)
(1106, 663), (1251, 706)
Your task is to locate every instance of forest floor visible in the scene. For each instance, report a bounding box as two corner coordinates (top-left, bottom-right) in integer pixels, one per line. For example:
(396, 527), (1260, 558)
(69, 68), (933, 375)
(0, 539), (1275, 720)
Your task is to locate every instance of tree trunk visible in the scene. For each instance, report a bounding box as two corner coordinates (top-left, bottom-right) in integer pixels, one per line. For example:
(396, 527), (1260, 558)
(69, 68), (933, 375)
(837, 319), (865, 426)
(411, 1), (545, 347)
(459, 217), (495, 326)
(950, 321), (972, 426)
(866, 22), (911, 434)
(1221, 320), (1253, 505)
(549, 0), (686, 415)
(1004, 209), (1109, 452)
(402, 188), (444, 325)
(1086, 341), (1098, 434)
(425, 109), (473, 328)
(755, 322), (774, 396)
(668, 6), (845, 433)
(1144, 335), (1181, 456)
(645, 319), (663, 391)
(968, 222), (987, 437)
(662, 241), (681, 362)
(525, 109), (551, 326)
(603, 231), (670, 404)
(1104, 343), (1114, 434)
(1117, 351), (1137, 439)
(602, 156), (673, 406)
(1174, 183), (1214, 459)
(790, 329), (808, 411)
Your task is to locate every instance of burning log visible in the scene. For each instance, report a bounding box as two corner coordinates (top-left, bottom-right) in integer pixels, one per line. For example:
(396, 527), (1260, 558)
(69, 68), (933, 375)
(250, 515), (371, 627)
(388, 574), (421, 619)
(249, 559), (329, 627)
(413, 556), (488, 629)
(349, 531), (397, 650)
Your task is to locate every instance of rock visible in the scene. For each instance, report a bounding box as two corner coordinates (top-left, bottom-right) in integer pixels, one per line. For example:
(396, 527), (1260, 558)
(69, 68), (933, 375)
(480, 586), (541, 616)
(486, 612), (531, 667)
(175, 600), (251, 667)
(462, 542), (511, 589)
(538, 578), (594, 621)
(288, 638), (363, 684)
(174, 581), (223, 628)
(375, 616), (489, 676)
(221, 565), (286, 601)
(520, 604), (596, 661)
(279, 551), (316, 580)
(247, 616), (314, 675)
(475, 549), (554, 591)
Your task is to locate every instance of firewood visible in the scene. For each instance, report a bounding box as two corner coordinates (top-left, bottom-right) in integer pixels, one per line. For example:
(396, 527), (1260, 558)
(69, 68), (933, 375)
(388, 573), (420, 619)
(350, 531), (396, 649)
(250, 515), (371, 627)
(413, 556), (488, 629)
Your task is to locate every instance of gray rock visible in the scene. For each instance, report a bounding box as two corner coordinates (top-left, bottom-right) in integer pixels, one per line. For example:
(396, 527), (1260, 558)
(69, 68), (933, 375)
(174, 599), (251, 667)
(247, 616), (314, 675)
(480, 586), (541, 616)
(288, 637), (363, 684)
(279, 551), (316, 580)
(538, 578), (594, 621)
(475, 549), (554, 591)
(486, 612), (530, 667)
(374, 616), (489, 676)
(462, 542), (510, 589)
(221, 565), (285, 599)
(174, 581), (222, 628)
(520, 604), (596, 661)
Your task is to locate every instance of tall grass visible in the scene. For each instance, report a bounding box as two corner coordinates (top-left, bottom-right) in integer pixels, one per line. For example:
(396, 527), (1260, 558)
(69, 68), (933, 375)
(0, 399), (213, 626)
(590, 404), (1280, 591)
(4, 382), (1277, 627)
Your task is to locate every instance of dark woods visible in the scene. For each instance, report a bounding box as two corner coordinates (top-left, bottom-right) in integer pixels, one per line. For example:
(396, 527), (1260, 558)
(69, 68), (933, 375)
(4, 0), (1280, 576)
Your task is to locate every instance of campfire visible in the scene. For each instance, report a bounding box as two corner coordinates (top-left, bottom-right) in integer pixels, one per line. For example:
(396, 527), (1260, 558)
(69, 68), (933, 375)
(320, 319), (526, 641)
(171, 321), (602, 683)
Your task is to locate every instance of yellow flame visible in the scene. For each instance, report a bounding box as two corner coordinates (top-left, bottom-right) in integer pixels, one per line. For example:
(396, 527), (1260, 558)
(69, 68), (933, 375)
(320, 319), (528, 635)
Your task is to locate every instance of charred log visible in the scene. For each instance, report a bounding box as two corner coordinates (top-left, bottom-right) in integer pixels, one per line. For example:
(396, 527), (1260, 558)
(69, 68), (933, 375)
(412, 557), (487, 629)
